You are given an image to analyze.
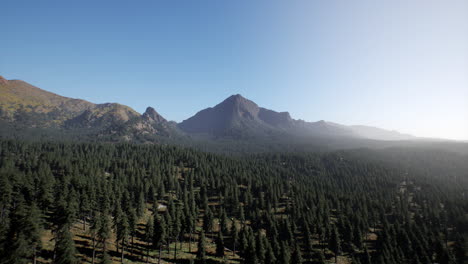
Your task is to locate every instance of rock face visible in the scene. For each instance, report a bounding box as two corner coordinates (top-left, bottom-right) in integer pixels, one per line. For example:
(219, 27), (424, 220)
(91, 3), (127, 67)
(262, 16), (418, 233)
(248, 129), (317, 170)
(178, 94), (358, 139)
(258, 108), (293, 128)
(178, 94), (265, 136)
(143, 107), (166, 123)
(0, 75), (416, 143)
(0, 76), (171, 140)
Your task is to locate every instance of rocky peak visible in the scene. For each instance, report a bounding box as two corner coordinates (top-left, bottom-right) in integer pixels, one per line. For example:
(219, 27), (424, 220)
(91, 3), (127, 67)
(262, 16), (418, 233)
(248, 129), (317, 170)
(143, 106), (166, 123)
(218, 94), (260, 119)
(258, 108), (293, 127)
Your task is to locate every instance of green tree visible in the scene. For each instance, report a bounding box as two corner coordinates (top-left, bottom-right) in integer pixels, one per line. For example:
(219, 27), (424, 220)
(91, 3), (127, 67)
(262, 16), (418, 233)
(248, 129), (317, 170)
(145, 217), (154, 263)
(97, 212), (111, 262)
(279, 241), (291, 264)
(291, 243), (303, 264)
(117, 214), (129, 262)
(216, 230), (225, 257)
(197, 231), (207, 264)
(54, 225), (77, 264)
(329, 226), (341, 263)
(1, 200), (43, 264)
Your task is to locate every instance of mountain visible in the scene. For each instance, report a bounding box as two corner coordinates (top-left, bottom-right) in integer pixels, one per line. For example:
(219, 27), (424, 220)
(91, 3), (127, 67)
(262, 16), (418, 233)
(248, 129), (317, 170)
(350, 125), (415, 141)
(0, 76), (173, 141)
(4, 75), (463, 154)
(179, 94), (415, 141)
(0, 76), (95, 125)
(179, 94), (286, 137)
(178, 94), (360, 140)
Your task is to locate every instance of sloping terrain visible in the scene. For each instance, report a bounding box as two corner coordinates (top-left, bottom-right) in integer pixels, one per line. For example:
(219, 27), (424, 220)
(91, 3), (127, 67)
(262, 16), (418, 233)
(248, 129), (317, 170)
(1, 75), (466, 154)
(0, 76), (175, 141)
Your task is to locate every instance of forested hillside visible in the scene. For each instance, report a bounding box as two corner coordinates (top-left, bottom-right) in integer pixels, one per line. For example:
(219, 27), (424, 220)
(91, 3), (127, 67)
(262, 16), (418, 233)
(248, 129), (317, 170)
(0, 140), (467, 264)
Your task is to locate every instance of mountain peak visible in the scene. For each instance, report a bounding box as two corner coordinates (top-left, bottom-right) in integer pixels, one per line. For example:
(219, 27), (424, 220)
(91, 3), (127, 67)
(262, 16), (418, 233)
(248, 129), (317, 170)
(222, 94), (249, 104)
(143, 106), (166, 123)
(228, 93), (244, 99)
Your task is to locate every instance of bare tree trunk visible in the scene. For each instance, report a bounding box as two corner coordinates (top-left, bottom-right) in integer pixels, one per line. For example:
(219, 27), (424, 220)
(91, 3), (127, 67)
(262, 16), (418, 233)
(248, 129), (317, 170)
(116, 239), (120, 255)
(102, 239), (107, 260)
(173, 237), (177, 261)
(131, 234), (135, 257)
(92, 236), (96, 264)
(121, 241), (125, 263)
(146, 241), (150, 264)
(189, 232), (192, 253)
(158, 246), (162, 264)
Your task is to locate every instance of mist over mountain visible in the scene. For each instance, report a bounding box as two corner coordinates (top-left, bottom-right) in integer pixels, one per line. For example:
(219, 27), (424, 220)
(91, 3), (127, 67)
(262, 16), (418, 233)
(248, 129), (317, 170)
(178, 93), (415, 142)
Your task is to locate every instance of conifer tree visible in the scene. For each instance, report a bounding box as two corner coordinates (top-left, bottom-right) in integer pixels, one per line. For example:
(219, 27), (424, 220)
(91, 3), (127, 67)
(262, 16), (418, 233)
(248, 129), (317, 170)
(145, 217), (154, 263)
(197, 231), (207, 264)
(265, 239), (277, 264)
(97, 212), (111, 262)
(1, 201), (43, 264)
(291, 243), (303, 264)
(117, 214), (129, 262)
(203, 207), (213, 233)
(153, 215), (166, 247)
(54, 225), (77, 264)
(329, 226), (341, 263)
(89, 211), (101, 264)
(216, 230), (225, 257)
(279, 241), (291, 264)
(314, 250), (326, 264)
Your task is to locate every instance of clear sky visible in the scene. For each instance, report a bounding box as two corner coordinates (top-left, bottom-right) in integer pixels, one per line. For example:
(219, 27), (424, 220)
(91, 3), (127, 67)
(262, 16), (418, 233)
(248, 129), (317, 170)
(1, 0), (467, 140)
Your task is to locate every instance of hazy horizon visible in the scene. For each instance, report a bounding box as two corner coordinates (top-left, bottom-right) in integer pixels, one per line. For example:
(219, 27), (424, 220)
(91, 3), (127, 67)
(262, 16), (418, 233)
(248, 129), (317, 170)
(1, 0), (467, 140)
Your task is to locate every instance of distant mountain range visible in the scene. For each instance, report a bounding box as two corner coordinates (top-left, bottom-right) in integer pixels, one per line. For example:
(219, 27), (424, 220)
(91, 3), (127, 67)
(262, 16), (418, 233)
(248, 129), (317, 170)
(2, 75), (464, 153)
(178, 94), (415, 141)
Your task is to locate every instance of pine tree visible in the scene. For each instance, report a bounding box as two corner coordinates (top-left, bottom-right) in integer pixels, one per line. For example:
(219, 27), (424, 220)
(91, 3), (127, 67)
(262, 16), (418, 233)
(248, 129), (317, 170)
(117, 214), (129, 262)
(89, 211), (101, 264)
(197, 231), (207, 264)
(244, 234), (257, 264)
(145, 217), (154, 263)
(54, 225), (77, 264)
(153, 215), (167, 248)
(203, 207), (213, 233)
(220, 208), (229, 235)
(313, 250), (326, 264)
(291, 243), (303, 264)
(256, 233), (266, 264)
(26, 203), (43, 264)
(127, 207), (137, 256)
(2, 200), (43, 264)
(265, 239), (277, 264)
(99, 252), (111, 264)
(453, 234), (466, 264)
(97, 212), (111, 262)
(329, 226), (341, 263)
(362, 247), (371, 264)
(279, 241), (291, 264)
(216, 230), (225, 257)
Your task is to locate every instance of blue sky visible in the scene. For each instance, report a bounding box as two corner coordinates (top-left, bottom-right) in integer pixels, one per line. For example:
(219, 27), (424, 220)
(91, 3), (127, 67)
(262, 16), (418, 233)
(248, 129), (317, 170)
(1, 0), (467, 140)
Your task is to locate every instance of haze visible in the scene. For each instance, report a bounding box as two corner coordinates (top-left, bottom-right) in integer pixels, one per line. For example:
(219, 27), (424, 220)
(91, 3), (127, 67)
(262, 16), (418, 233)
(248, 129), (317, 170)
(1, 0), (467, 140)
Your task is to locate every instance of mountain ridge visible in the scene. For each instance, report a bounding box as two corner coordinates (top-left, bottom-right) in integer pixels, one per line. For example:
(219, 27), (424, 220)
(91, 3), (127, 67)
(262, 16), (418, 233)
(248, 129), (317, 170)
(0, 76), (429, 149)
(0, 77), (174, 140)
